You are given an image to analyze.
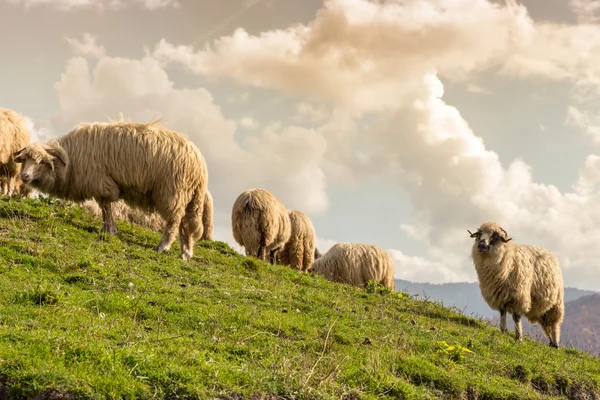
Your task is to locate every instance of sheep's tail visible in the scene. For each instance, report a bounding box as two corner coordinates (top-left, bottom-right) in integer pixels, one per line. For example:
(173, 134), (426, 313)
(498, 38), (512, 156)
(239, 197), (267, 260)
(201, 191), (213, 241)
(181, 186), (206, 243)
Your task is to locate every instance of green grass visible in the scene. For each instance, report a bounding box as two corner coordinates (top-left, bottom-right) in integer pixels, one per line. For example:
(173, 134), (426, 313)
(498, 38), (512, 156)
(0, 196), (597, 400)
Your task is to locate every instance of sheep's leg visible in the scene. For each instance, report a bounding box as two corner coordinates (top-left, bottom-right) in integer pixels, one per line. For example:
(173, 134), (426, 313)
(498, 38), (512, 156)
(512, 313), (523, 341)
(178, 215), (203, 261)
(155, 212), (184, 254)
(177, 193), (205, 260)
(99, 200), (118, 235)
(269, 247), (281, 265)
(549, 323), (561, 348)
(499, 309), (507, 333)
(178, 226), (194, 261)
(541, 311), (561, 349)
(256, 235), (268, 261)
(1, 181), (8, 196)
(7, 177), (15, 196)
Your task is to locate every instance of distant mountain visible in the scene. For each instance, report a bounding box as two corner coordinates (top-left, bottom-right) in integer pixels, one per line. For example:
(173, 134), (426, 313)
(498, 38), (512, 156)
(489, 294), (600, 356)
(394, 279), (597, 320)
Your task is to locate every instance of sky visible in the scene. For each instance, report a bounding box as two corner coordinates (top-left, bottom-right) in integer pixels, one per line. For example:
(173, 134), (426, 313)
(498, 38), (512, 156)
(2, 0), (600, 291)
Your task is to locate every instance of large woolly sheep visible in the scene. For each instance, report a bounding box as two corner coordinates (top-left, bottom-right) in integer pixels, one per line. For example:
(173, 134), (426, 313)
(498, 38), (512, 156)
(468, 221), (565, 348)
(0, 109), (32, 197)
(276, 209), (316, 272)
(14, 119), (209, 260)
(311, 242), (395, 289)
(231, 188), (291, 263)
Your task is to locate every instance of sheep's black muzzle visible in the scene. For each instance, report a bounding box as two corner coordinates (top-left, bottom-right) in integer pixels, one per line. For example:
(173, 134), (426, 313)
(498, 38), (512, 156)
(20, 174), (32, 184)
(477, 240), (490, 253)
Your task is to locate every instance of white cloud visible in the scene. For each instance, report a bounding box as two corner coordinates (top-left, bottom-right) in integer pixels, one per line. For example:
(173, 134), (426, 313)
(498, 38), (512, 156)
(151, 0), (533, 114)
(4, 0), (179, 10)
(294, 102), (329, 123)
(315, 236), (338, 254)
(568, 0), (600, 24)
(65, 33), (106, 58)
(239, 117), (259, 129)
(573, 155), (600, 196)
(566, 105), (600, 143)
(21, 115), (54, 143)
(388, 248), (469, 283)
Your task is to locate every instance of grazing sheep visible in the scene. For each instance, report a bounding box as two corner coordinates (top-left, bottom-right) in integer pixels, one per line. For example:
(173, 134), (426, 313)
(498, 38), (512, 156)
(231, 188), (291, 263)
(0, 109), (32, 197)
(311, 242), (395, 289)
(276, 209), (316, 272)
(468, 221), (565, 348)
(14, 119), (209, 260)
(201, 190), (213, 241)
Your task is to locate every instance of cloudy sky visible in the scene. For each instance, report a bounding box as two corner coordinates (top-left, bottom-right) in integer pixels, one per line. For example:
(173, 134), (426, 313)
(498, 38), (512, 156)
(3, 0), (600, 291)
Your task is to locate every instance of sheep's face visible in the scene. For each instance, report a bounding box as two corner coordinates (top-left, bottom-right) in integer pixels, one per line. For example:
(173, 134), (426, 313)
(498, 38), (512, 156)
(468, 221), (512, 254)
(13, 144), (68, 191)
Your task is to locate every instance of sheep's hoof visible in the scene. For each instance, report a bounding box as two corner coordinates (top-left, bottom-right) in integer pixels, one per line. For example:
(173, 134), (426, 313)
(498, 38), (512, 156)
(179, 252), (192, 260)
(550, 342), (559, 349)
(154, 243), (171, 253)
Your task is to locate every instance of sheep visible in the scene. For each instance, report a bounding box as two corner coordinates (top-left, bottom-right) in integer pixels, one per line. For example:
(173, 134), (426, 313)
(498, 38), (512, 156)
(14, 119), (209, 260)
(0, 109), (32, 197)
(276, 209), (316, 272)
(468, 221), (565, 348)
(311, 242), (395, 289)
(231, 188), (291, 263)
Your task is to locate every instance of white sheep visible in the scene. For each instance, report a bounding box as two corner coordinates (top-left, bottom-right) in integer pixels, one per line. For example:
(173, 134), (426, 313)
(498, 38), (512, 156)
(231, 188), (291, 263)
(14, 118), (209, 260)
(276, 209), (316, 272)
(468, 221), (565, 348)
(0, 109), (32, 197)
(311, 242), (396, 289)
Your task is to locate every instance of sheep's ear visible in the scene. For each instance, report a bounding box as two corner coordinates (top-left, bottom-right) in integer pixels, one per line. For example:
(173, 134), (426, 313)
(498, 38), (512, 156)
(467, 229), (479, 238)
(46, 147), (68, 167)
(13, 148), (26, 163)
(499, 227), (512, 243)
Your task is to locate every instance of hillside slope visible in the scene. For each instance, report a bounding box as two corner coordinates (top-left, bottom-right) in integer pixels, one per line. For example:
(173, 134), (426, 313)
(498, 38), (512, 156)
(0, 197), (598, 400)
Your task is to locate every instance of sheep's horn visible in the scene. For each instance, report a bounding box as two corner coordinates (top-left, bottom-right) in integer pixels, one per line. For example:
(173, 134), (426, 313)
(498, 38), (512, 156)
(499, 227), (512, 242)
(467, 229), (479, 238)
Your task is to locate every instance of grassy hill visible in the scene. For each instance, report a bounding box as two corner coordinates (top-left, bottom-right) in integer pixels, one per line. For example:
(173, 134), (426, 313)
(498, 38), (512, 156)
(0, 197), (599, 400)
